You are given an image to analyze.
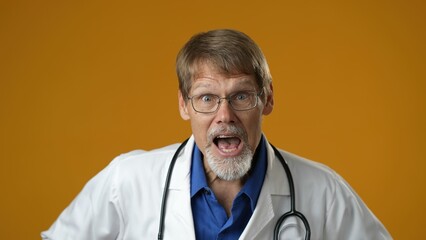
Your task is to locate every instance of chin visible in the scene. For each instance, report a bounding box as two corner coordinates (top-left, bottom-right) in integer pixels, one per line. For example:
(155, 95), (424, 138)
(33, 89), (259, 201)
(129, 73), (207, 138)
(205, 141), (253, 181)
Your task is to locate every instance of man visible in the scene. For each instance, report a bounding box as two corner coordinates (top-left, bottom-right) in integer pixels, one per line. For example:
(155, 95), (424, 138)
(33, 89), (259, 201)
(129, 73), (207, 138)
(42, 29), (392, 239)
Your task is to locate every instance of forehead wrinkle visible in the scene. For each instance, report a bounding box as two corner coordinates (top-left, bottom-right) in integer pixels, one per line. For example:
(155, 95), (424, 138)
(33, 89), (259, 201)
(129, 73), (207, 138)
(192, 60), (251, 81)
(192, 81), (213, 90)
(190, 62), (257, 93)
(191, 76), (257, 93)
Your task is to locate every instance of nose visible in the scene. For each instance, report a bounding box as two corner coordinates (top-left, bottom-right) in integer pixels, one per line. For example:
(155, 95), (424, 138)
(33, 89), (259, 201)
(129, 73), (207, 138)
(215, 99), (236, 123)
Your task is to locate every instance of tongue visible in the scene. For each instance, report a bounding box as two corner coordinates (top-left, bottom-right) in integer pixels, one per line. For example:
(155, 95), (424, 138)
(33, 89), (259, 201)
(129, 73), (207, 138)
(217, 137), (241, 150)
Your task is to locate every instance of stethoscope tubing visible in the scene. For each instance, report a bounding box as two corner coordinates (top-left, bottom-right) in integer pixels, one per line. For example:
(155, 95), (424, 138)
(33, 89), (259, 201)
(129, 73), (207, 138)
(158, 139), (311, 240)
(270, 144), (311, 240)
(158, 138), (189, 240)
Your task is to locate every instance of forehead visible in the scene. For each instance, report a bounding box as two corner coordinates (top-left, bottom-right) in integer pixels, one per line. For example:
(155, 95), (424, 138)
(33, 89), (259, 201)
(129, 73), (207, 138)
(191, 62), (257, 89)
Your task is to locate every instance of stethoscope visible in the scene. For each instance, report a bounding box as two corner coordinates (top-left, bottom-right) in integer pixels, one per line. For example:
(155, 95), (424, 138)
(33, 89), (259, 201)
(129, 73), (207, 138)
(157, 139), (311, 240)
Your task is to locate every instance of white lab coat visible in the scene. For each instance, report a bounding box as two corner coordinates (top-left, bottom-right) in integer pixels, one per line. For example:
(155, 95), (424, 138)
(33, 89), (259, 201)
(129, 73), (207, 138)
(41, 136), (392, 239)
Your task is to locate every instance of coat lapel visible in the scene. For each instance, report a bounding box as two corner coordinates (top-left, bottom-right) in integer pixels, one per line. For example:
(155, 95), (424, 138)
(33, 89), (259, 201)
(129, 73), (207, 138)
(239, 142), (291, 239)
(163, 137), (196, 239)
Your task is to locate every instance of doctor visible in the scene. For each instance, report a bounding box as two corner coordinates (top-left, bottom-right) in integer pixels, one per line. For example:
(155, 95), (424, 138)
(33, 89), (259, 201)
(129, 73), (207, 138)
(42, 29), (392, 239)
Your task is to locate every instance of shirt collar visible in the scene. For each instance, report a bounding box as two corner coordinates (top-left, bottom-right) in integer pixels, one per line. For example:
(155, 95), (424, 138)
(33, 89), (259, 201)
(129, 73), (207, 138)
(240, 136), (267, 210)
(190, 144), (208, 197)
(190, 136), (268, 210)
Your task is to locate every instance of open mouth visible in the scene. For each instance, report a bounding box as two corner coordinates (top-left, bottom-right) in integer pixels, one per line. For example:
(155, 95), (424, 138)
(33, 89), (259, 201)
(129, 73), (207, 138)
(213, 135), (242, 153)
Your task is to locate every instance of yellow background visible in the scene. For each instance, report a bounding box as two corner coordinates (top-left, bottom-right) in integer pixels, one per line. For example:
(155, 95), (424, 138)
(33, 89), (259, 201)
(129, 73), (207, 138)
(1, 0), (425, 239)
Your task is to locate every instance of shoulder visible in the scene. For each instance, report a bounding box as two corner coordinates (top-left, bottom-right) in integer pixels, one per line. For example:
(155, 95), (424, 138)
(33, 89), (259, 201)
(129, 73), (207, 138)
(278, 149), (340, 183)
(92, 142), (184, 188)
(267, 146), (392, 238)
(277, 149), (363, 212)
(110, 143), (182, 169)
(274, 148), (346, 201)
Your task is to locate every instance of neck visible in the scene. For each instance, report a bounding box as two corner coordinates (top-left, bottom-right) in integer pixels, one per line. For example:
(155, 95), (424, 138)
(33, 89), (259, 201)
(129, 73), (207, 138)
(205, 168), (246, 217)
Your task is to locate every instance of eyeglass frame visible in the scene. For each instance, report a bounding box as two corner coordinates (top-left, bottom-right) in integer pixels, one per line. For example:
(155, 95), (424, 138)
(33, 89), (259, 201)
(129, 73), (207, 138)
(186, 88), (265, 114)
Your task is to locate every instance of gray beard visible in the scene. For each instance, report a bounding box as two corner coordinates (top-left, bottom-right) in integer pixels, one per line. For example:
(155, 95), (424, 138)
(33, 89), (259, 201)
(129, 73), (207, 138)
(204, 124), (253, 181)
(205, 146), (253, 181)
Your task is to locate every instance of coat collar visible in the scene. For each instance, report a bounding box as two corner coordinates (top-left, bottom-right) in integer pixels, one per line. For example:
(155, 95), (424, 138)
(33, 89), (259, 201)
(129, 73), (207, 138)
(167, 136), (195, 190)
(263, 139), (291, 196)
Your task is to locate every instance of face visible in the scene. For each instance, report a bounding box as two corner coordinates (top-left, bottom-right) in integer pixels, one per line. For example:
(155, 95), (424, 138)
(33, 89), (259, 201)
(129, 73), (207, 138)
(178, 63), (274, 180)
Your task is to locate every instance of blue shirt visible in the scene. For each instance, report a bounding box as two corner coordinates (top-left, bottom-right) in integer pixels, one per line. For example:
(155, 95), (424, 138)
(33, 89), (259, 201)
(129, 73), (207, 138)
(190, 136), (267, 240)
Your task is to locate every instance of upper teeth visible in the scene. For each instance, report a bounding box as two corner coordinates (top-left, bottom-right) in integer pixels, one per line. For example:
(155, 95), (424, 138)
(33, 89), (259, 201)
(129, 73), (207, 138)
(217, 135), (233, 138)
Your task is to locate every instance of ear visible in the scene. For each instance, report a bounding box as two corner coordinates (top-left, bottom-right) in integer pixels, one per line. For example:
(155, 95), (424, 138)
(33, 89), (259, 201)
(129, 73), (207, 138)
(178, 90), (190, 120)
(262, 83), (274, 115)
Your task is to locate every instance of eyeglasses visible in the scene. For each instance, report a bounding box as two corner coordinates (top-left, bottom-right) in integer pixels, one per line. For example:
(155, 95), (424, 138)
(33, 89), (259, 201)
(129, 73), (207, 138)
(187, 89), (264, 114)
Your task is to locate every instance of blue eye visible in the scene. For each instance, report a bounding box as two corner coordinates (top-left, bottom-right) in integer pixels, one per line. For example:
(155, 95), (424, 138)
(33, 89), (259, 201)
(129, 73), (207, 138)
(234, 92), (249, 101)
(199, 94), (215, 102)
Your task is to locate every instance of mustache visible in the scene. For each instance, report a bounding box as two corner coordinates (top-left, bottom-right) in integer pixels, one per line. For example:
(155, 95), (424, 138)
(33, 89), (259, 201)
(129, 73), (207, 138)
(207, 124), (248, 144)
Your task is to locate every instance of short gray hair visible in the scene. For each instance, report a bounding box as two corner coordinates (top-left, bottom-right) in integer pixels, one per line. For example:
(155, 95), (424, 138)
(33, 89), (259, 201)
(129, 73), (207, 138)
(176, 29), (272, 99)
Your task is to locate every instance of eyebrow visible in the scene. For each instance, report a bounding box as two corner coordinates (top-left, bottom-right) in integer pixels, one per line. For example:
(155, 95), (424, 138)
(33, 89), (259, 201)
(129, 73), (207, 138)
(233, 78), (255, 87)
